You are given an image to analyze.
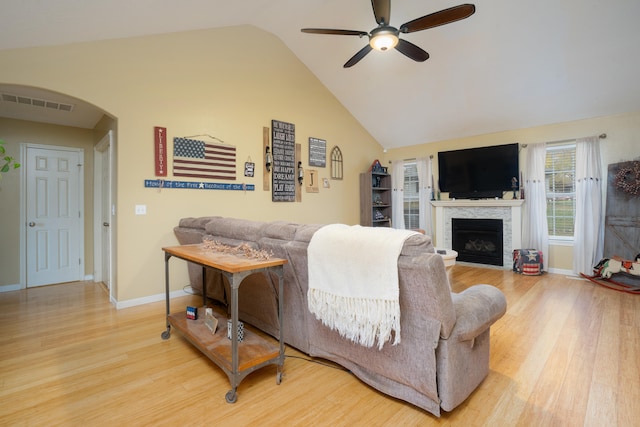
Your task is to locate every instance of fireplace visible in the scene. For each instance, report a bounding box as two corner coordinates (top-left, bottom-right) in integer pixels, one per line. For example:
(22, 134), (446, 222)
(452, 218), (504, 266)
(432, 199), (522, 269)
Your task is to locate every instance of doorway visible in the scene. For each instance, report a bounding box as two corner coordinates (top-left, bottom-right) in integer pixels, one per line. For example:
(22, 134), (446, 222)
(23, 144), (84, 287)
(94, 131), (115, 302)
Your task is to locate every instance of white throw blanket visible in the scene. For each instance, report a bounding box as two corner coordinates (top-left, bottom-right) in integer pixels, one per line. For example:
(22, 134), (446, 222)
(307, 224), (418, 350)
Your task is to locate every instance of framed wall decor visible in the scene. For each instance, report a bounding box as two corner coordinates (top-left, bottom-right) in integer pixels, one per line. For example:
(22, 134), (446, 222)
(305, 169), (319, 193)
(309, 137), (326, 167)
(244, 161), (255, 177)
(330, 146), (343, 180)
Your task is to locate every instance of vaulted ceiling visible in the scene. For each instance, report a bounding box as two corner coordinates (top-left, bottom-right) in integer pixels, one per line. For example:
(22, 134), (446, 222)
(1, 0), (639, 148)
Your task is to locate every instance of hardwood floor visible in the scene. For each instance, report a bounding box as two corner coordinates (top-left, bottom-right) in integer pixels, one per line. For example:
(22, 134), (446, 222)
(1, 266), (638, 426)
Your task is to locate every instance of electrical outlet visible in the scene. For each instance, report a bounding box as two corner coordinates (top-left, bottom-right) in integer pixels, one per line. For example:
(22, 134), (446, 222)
(135, 204), (147, 215)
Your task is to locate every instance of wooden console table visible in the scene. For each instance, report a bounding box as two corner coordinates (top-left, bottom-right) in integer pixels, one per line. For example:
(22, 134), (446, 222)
(160, 244), (287, 403)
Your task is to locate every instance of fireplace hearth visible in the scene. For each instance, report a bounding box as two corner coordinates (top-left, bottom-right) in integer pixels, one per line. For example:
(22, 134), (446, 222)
(452, 218), (503, 266)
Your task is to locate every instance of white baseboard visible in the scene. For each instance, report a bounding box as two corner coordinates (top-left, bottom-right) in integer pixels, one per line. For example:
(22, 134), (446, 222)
(457, 261), (575, 277)
(115, 289), (190, 310)
(0, 283), (23, 293)
(0, 281), (192, 307)
(548, 267), (574, 276)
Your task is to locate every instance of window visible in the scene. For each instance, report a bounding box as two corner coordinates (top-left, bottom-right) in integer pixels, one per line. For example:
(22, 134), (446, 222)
(545, 143), (576, 238)
(403, 162), (419, 229)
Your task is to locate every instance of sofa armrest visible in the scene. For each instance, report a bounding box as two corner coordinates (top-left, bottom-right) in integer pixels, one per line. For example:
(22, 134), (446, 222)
(449, 285), (506, 342)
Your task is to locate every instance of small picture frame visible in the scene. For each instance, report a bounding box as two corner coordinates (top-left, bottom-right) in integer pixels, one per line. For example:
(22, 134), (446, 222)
(244, 162), (255, 177)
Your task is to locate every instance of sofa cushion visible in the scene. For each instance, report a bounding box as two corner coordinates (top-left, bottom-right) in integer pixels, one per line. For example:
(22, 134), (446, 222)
(293, 223), (325, 243)
(262, 221), (298, 241)
(401, 233), (434, 256)
(178, 216), (221, 229)
(204, 217), (267, 242)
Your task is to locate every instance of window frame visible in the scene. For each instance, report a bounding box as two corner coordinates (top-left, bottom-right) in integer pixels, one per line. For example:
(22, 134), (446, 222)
(403, 161), (420, 230)
(545, 142), (576, 241)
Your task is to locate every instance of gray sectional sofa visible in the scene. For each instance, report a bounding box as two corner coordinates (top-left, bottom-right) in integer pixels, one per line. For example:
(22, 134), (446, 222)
(173, 216), (506, 416)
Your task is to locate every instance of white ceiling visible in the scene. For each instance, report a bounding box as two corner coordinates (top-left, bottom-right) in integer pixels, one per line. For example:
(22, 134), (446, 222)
(1, 0), (639, 148)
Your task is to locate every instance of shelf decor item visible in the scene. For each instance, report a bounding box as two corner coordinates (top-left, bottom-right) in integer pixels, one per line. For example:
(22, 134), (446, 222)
(186, 306), (198, 320)
(205, 308), (218, 333)
(227, 319), (244, 342)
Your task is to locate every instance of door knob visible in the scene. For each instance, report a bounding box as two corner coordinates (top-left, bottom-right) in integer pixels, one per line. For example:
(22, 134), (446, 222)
(28, 222), (36, 227)
(103, 222), (110, 227)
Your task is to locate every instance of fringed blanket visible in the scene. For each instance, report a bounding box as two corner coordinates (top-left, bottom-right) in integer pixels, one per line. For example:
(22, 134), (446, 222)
(307, 224), (418, 349)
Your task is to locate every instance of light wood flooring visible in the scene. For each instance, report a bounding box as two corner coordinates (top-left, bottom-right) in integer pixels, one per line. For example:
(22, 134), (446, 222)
(1, 265), (639, 426)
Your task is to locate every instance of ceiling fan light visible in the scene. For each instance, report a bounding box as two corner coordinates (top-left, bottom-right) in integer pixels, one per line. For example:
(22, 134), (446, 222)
(369, 31), (398, 51)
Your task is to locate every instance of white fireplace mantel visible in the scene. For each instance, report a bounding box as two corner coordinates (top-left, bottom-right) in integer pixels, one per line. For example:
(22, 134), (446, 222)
(431, 199), (524, 268)
(431, 200), (524, 208)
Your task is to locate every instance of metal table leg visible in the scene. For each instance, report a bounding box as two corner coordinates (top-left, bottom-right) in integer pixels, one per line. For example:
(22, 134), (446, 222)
(161, 252), (172, 340)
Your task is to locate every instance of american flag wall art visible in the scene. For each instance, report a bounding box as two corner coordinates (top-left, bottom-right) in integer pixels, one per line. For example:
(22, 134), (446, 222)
(173, 137), (236, 180)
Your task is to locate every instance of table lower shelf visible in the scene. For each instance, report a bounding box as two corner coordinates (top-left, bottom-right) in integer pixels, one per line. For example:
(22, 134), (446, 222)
(167, 308), (280, 373)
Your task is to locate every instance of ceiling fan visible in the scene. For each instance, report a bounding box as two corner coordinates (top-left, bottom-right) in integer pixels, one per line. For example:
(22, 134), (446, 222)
(301, 1), (476, 68)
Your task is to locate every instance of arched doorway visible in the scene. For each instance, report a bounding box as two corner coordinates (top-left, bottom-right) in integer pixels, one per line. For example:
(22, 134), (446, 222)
(0, 83), (117, 297)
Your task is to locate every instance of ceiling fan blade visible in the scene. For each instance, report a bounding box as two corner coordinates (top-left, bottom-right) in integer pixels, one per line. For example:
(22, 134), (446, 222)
(394, 39), (429, 62)
(371, 0), (391, 25)
(344, 45), (373, 68)
(400, 4), (476, 33)
(301, 28), (368, 37)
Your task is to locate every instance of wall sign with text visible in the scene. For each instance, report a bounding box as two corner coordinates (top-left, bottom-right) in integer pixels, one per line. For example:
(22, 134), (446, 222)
(154, 126), (168, 176)
(271, 120), (296, 202)
(308, 137), (326, 167)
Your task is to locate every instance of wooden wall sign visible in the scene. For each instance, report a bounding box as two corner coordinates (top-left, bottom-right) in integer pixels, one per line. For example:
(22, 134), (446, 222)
(144, 179), (254, 191)
(154, 126), (168, 176)
(271, 120), (296, 202)
(305, 169), (319, 193)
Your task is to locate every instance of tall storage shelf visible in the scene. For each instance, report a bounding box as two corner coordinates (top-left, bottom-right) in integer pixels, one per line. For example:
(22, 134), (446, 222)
(360, 171), (392, 227)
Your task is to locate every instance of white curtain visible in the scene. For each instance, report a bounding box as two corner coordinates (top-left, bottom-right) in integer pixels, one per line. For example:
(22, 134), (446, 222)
(391, 159), (405, 229)
(573, 136), (603, 275)
(416, 156), (433, 235)
(522, 142), (549, 268)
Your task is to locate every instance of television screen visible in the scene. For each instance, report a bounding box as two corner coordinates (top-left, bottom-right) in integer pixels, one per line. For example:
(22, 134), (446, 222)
(438, 143), (519, 199)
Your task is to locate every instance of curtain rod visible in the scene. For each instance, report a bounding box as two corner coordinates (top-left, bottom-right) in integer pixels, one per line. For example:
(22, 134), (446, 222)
(521, 133), (606, 148)
(389, 133), (608, 160)
(388, 155), (434, 164)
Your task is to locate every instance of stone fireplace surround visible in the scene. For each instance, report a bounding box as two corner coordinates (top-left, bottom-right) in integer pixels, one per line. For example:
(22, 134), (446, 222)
(431, 199), (524, 269)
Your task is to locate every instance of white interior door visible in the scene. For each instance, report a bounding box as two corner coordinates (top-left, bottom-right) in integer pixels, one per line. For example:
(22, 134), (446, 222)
(26, 146), (83, 287)
(101, 147), (111, 292)
(93, 131), (115, 302)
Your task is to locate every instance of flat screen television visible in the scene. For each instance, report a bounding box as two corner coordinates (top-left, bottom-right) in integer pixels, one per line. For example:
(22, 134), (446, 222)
(438, 143), (519, 199)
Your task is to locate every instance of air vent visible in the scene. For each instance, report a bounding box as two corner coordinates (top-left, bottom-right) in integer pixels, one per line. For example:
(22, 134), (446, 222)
(1, 92), (74, 112)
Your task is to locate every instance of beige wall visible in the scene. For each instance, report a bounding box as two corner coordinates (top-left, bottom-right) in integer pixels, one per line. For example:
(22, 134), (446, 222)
(0, 118), (95, 284)
(2, 24), (638, 298)
(383, 110), (640, 271)
(0, 26), (383, 300)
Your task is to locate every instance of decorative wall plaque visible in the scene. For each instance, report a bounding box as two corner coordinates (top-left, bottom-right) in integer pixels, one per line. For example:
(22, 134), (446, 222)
(271, 120), (296, 202)
(309, 137), (326, 167)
